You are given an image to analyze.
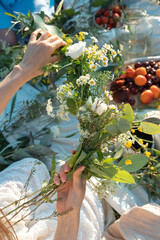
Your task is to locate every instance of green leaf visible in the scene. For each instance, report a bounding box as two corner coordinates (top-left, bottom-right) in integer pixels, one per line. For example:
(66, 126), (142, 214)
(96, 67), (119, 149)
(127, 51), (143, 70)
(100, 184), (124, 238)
(75, 150), (87, 166)
(32, 13), (63, 38)
(140, 122), (160, 135)
(118, 154), (148, 172)
(66, 98), (78, 115)
(9, 93), (17, 122)
(67, 143), (82, 167)
(155, 163), (160, 169)
(89, 164), (116, 179)
(112, 168), (135, 184)
(118, 118), (131, 133)
(103, 158), (117, 164)
(122, 104), (134, 123)
(113, 147), (124, 159)
(4, 12), (17, 18)
(92, 0), (109, 7)
(55, 0), (64, 15)
(106, 123), (119, 135)
(153, 148), (160, 156)
(50, 153), (56, 177)
(97, 149), (103, 161)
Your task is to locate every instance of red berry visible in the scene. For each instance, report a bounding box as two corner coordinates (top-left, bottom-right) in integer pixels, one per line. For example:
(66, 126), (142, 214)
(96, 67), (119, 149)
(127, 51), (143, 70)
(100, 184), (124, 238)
(101, 16), (108, 24)
(95, 17), (101, 25)
(108, 17), (114, 24)
(104, 11), (110, 17)
(113, 5), (120, 13)
(113, 13), (120, 20)
(107, 23), (112, 29)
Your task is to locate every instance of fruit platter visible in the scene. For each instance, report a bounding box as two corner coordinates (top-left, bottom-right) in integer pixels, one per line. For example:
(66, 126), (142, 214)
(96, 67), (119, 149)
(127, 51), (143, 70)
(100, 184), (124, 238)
(110, 56), (160, 109)
(93, 3), (125, 30)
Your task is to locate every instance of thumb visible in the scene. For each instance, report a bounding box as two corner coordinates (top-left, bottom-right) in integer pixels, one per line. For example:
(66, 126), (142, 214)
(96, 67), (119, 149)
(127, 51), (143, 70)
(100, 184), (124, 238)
(73, 166), (85, 190)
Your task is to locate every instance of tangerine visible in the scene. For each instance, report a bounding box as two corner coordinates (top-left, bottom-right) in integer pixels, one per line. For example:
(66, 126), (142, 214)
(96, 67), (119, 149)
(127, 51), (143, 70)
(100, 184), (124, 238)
(135, 67), (147, 76)
(140, 90), (153, 104)
(150, 85), (160, 99)
(156, 69), (160, 79)
(126, 67), (135, 79)
(134, 75), (147, 86)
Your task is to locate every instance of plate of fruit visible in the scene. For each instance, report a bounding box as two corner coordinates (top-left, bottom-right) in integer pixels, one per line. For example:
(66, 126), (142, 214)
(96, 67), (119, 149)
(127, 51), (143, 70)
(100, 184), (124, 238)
(93, 3), (125, 30)
(110, 56), (160, 109)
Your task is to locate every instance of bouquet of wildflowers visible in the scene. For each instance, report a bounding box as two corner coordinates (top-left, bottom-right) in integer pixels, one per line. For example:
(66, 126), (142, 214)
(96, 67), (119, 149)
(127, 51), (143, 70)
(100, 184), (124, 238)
(2, 13), (160, 223)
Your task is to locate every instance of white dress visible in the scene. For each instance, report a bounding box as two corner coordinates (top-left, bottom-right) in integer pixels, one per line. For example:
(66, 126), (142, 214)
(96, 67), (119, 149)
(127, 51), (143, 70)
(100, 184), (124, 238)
(0, 158), (105, 240)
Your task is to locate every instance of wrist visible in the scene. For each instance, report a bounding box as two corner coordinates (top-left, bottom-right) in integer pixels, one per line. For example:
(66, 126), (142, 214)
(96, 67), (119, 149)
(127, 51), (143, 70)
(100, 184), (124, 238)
(16, 62), (35, 81)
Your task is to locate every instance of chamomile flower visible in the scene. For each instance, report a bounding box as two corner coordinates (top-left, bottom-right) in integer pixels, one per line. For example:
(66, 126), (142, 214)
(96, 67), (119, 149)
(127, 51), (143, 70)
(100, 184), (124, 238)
(90, 36), (98, 43)
(102, 61), (108, 67)
(104, 90), (113, 100)
(81, 31), (88, 35)
(117, 49), (121, 55)
(111, 50), (117, 58)
(90, 63), (97, 71)
(89, 78), (96, 86)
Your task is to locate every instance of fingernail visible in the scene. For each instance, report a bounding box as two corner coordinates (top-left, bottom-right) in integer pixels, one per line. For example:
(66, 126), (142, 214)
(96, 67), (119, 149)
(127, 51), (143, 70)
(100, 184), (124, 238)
(80, 166), (85, 172)
(64, 165), (70, 172)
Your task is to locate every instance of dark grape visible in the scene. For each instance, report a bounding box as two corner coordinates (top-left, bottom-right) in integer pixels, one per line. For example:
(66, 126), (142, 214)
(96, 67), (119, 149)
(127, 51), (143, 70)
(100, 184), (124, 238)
(146, 80), (153, 87)
(146, 74), (152, 80)
(146, 66), (152, 73)
(135, 62), (142, 68)
(149, 60), (156, 67)
(142, 61), (149, 67)
(131, 87), (139, 95)
(153, 76), (159, 84)
(154, 64), (159, 70)
(128, 98), (135, 105)
(125, 77), (133, 84)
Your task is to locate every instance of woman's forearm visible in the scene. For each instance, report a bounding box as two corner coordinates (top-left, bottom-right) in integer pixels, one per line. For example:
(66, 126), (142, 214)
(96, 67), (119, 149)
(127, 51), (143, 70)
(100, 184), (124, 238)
(54, 211), (80, 240)
(0, 64), (32, 115)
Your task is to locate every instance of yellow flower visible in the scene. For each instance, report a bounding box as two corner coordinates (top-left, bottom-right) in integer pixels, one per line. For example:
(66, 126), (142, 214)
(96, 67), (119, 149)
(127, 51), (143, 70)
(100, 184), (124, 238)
(145, 151), (151, 157)
(131, 129), (135, 134)
(32, 79), (36, 83)
(66, 38), (73, 44)
(78, 36), (83, 41)
(125, 140), (132, 148)
(150, 166), (155, 171)
(42, 79), (46, 84)
(125, 159), (132, 165)
(157, 105), (160, 109)
(138, 126), (142, 132)
(139, 139), (143, 144)
(47, 80), (50, 84)
(94, 44), (98, 50)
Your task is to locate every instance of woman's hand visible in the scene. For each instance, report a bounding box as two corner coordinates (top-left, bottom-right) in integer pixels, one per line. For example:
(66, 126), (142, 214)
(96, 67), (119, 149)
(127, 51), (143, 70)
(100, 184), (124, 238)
(54, 162), (86, 215)
(19, 29), (66, 79)
(53, 162), (86, 240)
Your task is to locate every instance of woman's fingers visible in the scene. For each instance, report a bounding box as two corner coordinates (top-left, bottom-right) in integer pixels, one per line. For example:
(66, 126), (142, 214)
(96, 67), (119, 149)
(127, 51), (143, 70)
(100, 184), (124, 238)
(38, 31), (52, 41)
(51, 38), (67, 49)
(46, 35), (59, 43)
(54, 162), (71, 185)
(73, 166), (85, 190)
(29, 28), (42, 42)
(54, 173), (60, 185)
